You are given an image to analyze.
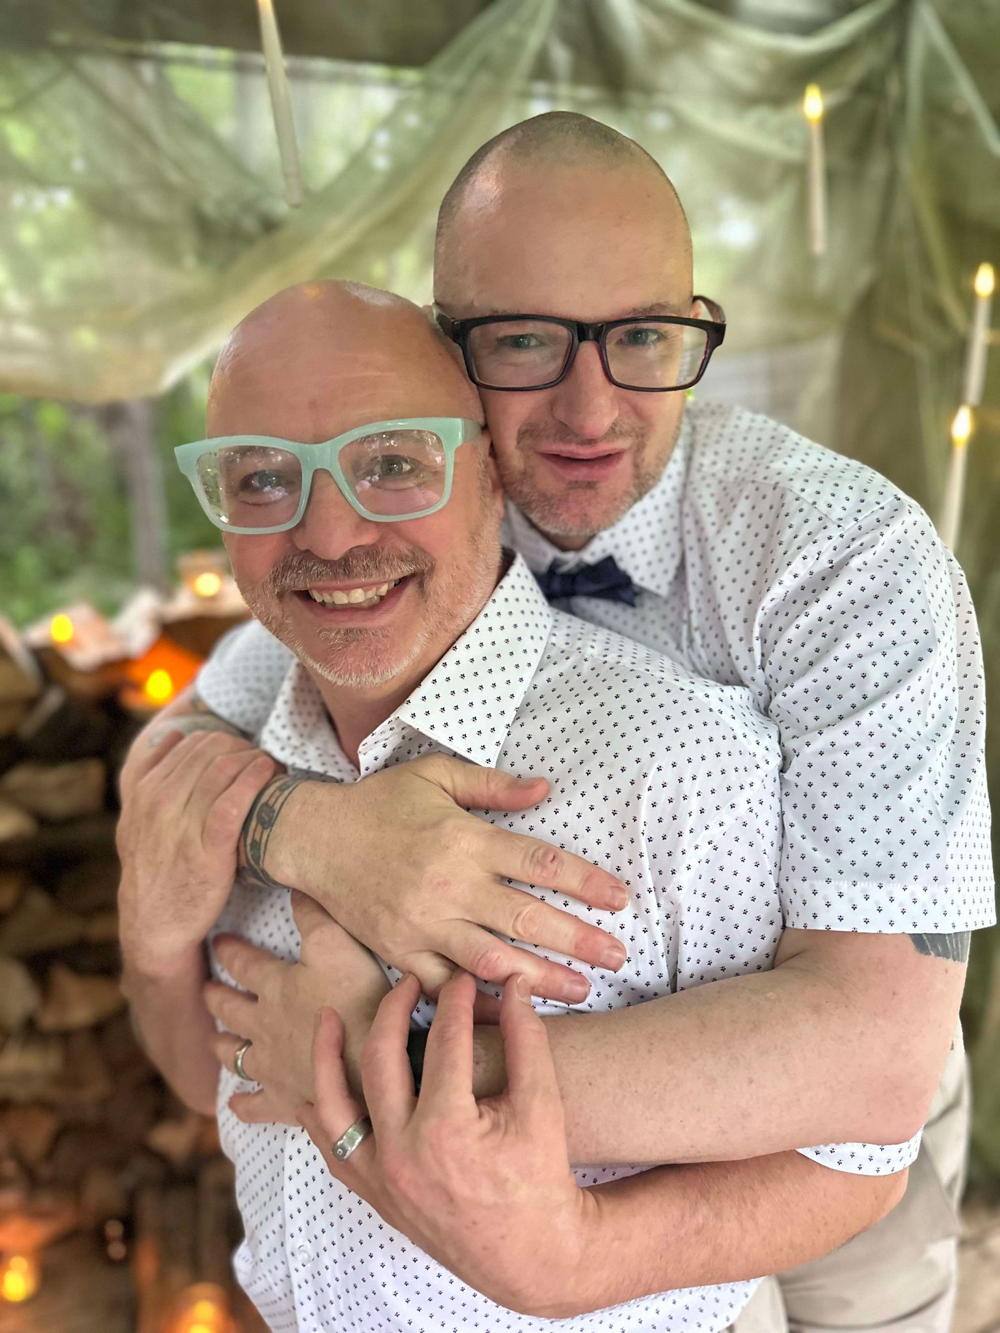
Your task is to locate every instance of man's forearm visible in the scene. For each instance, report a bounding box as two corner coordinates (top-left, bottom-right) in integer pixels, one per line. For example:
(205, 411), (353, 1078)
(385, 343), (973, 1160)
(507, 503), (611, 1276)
(563, 1153), (906, 1317)
(473, 930), (965, 1163)
(122, 947), (219, 1117)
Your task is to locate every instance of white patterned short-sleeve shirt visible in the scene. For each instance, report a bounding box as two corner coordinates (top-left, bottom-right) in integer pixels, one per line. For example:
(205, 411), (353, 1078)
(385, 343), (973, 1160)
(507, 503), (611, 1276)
(202, 401), (994, 933)
(202, 555), (925, 1333)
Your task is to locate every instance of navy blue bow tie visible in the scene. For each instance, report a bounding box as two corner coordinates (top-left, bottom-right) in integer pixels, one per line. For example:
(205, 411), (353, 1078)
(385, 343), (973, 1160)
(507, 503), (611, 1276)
(535, 554), (637, 606)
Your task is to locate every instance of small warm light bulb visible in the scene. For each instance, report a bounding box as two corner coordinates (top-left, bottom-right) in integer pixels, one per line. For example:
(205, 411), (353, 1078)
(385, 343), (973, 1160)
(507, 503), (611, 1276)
(143, 668), (175, 705)
(174, 1284), (233, 1332)
(950, 405), (974, 448)
(192, 571), (223, 598)
(803, 83), (824, 123)
(1, 1252), (40, 1303)
(973, 263), (995, 298)
(50, 613), (75, 644)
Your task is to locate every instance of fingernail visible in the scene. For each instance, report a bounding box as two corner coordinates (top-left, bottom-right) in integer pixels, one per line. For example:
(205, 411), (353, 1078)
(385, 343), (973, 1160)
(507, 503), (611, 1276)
(600, 943), (626, 971)
(565, 976), (590, 1002)
(608, 881), (630, 909)
(514, 975), (533, 1003)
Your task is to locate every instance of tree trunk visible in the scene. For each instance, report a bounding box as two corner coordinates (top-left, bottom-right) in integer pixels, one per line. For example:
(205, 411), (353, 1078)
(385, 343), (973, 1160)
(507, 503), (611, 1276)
(97, 400), (168, 593)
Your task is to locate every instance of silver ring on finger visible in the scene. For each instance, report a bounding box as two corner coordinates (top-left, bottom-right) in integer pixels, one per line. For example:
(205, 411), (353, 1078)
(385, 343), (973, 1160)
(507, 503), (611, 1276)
(233, 1036), (253, 1081)
(332, 1116), (372, 1162)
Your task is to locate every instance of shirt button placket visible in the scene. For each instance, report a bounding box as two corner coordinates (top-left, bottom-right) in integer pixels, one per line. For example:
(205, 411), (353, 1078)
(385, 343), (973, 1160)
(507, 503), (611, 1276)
(285, 1135), (314, 1310)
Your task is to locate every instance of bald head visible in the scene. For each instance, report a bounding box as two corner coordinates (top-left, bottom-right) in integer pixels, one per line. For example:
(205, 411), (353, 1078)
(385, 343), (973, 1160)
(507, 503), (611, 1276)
(208, 280), (480, 441)
(434, 112), (691, 306)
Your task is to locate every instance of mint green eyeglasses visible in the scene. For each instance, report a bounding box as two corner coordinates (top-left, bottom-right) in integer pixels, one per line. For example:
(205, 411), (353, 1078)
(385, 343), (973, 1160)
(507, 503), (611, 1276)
(175, 417), (483, 534)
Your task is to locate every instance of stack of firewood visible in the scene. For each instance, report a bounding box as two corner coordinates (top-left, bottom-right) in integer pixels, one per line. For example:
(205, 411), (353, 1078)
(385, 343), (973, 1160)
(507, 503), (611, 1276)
(0, 613), (257, 1326)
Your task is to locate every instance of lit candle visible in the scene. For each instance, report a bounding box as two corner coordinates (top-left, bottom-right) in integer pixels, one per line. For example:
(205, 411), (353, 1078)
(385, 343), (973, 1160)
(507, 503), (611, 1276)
(256, 0), (303, 207)
(143, 668), (176, 706)
(49, 613), (74, 645)
(938, 405), (974, 551)
(803, 83), (827, 258)
(962, 262), (994, 406)
(172, 1283), (236, 1333)
(0, 1251), (41, 1303)
(192, 571), (223, 599)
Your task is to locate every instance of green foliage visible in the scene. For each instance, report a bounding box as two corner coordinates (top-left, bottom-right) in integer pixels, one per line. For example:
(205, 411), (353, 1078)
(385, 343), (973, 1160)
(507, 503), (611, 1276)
(0, 370), (219, 626)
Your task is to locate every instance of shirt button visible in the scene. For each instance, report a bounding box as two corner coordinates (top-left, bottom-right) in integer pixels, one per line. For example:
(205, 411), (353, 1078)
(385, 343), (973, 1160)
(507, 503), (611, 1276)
(295, 1242), (313, 1263)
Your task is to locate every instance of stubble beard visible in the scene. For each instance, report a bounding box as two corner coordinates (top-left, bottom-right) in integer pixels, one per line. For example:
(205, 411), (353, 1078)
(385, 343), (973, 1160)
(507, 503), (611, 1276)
(500, 418), (676, 544)
(238, 524), (502, 691)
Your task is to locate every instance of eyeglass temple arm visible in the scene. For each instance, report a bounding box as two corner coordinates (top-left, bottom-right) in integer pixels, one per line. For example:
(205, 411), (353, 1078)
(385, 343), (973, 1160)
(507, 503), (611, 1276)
(693, 294), (726, 326)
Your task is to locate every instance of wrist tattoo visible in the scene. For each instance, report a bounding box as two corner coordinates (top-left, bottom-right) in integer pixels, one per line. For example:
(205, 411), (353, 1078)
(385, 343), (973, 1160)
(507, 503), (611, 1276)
(239, 863), (290, 892)
(241, 775), (304, 883)
(909, 932), (970, 962)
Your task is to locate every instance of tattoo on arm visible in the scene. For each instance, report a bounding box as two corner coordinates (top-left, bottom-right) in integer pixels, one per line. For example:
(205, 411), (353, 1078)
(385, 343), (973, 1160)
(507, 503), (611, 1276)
(241, 775), (305, 886)
(909, 932), (970, 962)
(145, 697), (248, 747)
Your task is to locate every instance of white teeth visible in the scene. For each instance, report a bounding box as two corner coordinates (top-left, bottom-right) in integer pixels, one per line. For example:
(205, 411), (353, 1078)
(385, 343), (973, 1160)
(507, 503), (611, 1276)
(306, 579), (400, 608)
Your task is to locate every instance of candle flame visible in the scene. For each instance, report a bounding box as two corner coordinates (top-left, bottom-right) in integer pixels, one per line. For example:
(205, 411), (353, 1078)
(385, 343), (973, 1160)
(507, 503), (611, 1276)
(1, 1253), (40, 1303)
(174, 1288), (232, 1332)
(803, 84), (824, 123)
(143, 668), (175, 705)
(192, 571), (223, 598)
(973, 263), (995, 298)
(50, 613), (74, 644)
(950, 406), (974, 448)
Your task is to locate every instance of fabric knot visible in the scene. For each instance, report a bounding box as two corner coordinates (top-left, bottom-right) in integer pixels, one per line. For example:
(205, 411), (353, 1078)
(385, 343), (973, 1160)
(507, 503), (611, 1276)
(534, 554), (636, 606)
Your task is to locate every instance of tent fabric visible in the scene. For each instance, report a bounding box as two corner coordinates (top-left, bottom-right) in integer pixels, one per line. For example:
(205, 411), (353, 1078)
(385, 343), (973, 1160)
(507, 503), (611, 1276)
(0, 0), (997, 1158)
(3, 0), (497, 67)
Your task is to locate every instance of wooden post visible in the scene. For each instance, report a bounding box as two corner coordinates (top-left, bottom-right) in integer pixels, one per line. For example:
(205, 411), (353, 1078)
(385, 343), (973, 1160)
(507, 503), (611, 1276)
(97, 400), (169, 594)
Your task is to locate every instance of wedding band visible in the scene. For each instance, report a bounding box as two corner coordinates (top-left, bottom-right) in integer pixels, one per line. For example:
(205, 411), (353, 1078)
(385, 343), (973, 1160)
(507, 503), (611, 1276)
(332, 1116), (372, 1162)
(233, 1037), (253, 1081)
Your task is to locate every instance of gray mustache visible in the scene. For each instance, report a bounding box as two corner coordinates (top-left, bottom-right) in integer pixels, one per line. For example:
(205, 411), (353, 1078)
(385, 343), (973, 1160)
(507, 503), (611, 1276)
(267, 551), (432, 592)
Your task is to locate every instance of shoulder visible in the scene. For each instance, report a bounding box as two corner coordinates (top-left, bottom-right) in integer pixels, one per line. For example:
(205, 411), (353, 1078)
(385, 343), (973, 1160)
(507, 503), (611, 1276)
(686, 400), (915, 527)
(196, 620), (294, 738)
(540, 612), (779, 766)
(683, 400), (947, 581)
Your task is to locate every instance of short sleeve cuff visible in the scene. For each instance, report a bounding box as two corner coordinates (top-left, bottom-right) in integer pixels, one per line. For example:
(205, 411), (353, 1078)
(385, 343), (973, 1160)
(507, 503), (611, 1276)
(780, 878), (996, 935)
(797, 1129), (922, 1175)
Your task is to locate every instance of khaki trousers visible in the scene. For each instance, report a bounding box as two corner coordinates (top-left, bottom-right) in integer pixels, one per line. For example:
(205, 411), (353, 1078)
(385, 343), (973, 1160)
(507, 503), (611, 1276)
(733, 1027), (968, 1333)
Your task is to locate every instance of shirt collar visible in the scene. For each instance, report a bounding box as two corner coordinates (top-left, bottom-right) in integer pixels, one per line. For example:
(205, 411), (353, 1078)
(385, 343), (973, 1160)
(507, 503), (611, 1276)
(504, 410), (691, 600)
(393, 553), (551, 767)
(258, 554), (553, 775)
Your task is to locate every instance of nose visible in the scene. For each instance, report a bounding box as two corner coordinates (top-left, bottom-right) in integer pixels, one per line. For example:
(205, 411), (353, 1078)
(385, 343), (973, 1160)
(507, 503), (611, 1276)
(549, 340), (620, 440)
(290, 469), (382, 560)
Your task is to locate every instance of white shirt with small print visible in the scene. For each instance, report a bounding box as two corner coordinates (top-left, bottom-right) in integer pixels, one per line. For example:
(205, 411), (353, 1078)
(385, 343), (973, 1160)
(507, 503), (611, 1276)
(201, 554), (925, 1333)
(203, 400), (994, 932)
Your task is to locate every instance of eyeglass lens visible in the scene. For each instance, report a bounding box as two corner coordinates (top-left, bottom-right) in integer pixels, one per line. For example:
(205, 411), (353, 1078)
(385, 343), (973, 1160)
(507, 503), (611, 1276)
(466, 319), (709, 390)
(194, 429), (448, 528)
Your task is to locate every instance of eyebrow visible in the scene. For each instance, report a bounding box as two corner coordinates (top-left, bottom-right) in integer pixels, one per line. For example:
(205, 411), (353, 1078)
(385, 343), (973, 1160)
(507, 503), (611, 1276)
(620, 303), (686, 318)
(476, 301), (687, 320)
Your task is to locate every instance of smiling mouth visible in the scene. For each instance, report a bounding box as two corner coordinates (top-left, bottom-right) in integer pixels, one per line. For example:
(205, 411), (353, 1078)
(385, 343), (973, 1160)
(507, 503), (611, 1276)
(537, 451), (628, 479)
(299, 577), (405, 610)
(540, 447), (627, 461)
